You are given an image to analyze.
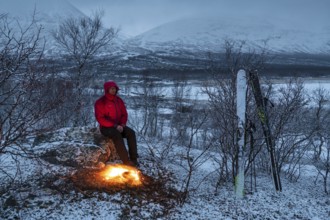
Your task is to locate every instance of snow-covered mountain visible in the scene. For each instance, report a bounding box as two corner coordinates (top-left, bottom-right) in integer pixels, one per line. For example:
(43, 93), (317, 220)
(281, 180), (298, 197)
(1, 1), (329, 57)
(0, 0), (86, 55)
(127, 15), (330, 54)
(0, 0), (84, 23)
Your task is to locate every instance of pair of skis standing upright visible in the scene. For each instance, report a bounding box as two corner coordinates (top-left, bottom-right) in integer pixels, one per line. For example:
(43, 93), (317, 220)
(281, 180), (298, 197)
(235, 69), (282, 198)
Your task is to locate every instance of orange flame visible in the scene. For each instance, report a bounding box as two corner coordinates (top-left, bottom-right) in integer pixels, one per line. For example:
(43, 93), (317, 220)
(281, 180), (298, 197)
(99, 164), (142, 186)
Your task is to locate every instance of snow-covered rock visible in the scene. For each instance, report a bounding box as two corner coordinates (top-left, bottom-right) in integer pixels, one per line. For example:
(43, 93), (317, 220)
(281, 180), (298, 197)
(33, 127), (119, 168)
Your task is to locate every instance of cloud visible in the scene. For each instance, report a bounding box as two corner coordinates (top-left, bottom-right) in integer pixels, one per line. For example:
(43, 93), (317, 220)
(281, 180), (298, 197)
(67, 0), (330, 36)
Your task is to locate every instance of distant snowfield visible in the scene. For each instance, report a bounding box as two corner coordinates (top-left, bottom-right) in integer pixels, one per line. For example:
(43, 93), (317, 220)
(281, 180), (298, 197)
(121, 79), (330, 102)
(291, 80), (330, 92)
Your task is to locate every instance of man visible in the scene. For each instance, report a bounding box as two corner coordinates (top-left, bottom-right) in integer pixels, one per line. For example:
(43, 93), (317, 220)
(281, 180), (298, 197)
(94, 81), (138, 167)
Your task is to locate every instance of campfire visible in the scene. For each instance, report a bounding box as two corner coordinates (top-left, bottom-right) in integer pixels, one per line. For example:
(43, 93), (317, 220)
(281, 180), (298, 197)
(99, 164), (142, 186)
(71, 163), (146, 191)
(66, 162), (181, 215)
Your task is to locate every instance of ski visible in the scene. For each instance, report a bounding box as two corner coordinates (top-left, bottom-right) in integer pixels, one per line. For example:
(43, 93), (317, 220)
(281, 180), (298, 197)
(248, 70), (282, 191)
(235, 69), (247, 198)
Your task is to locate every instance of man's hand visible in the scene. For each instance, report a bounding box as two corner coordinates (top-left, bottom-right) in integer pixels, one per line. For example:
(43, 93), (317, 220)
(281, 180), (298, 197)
(116, 125), (124, 133)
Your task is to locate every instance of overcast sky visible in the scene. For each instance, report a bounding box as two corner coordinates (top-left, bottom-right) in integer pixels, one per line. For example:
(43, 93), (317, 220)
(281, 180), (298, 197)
(64, 0), (330, 36)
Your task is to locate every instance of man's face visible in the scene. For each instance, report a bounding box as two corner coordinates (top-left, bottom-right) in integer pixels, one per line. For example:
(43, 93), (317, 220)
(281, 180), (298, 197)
(108, 87), (117, 95)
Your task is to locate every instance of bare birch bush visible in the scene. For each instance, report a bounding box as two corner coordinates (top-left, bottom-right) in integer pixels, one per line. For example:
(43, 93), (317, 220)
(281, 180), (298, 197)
(203, 39), (327, 191)
(130, 71), (166, 138)
(172, 106), (213, 204)
(170, 78), (193, 146)
(308, 87), (330, 193)
(264, 79), (313, 181)
(204, 40), (269, 186)
(0, 14), (66, 186)
(52, 11), (118, 126)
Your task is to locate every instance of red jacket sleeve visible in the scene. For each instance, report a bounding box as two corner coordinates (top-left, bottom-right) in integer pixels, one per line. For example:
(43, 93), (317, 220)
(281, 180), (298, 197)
(94, 99), (115, 127)
(118, 98), (128, 126)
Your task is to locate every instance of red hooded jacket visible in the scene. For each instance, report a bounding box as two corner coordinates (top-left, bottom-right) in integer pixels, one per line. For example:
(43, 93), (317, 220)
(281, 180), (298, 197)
(94, 81), (128, 128)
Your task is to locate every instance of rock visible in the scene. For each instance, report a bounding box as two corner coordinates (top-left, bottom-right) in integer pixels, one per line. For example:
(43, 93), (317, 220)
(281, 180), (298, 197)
(34, 126), (120, 168)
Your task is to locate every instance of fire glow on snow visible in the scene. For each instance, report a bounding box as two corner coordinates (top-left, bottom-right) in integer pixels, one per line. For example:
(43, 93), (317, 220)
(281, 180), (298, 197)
(99, 164), (142, 186)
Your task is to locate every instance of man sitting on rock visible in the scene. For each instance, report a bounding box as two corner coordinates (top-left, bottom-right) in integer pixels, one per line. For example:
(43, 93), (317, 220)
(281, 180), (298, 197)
(94, 81), (138, 167)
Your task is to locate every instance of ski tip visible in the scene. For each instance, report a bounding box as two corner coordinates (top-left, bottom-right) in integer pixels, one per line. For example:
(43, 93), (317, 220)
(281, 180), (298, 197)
(237, 69), (247, 81)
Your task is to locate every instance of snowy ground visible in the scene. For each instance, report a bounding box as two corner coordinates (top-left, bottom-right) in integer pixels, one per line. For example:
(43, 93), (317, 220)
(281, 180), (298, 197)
(1, 131), (329, 220)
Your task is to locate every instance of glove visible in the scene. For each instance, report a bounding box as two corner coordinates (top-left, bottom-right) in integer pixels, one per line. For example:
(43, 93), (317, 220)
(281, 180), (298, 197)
(116, 125), (124, 133)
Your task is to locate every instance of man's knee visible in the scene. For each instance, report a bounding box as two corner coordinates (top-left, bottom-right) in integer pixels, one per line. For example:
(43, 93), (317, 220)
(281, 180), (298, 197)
(125, 127), (135, 136)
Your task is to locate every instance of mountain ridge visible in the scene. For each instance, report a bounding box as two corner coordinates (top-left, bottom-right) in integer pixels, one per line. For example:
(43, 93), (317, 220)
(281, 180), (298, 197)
(1, 1), (329, 57)
(126, 15), (330, 55)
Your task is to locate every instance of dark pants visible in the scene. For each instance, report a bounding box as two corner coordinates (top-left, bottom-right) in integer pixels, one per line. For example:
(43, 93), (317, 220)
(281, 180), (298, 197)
(100, 126), (138, 164)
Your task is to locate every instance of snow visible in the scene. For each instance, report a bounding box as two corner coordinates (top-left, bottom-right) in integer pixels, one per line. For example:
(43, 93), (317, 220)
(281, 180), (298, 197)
(1, 137), (330, 219)
(1, 78), (330, 219)
(1, 81), (330, 218)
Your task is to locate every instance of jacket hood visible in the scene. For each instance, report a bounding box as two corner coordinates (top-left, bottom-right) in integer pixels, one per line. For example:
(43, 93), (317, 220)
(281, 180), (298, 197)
(103, 81), (120, 94)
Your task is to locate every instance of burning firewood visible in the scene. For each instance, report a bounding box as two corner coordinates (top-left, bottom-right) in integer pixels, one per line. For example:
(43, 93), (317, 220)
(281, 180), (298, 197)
(71, 163), (152, 191)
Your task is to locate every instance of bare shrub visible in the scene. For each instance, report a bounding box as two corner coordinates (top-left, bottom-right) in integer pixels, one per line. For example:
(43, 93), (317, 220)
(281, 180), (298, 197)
(52, 11), (118, 126)
(204, 40), (270, 186)
(308, 87), (330, 193)
(0, 14), (66, 186)
(130, 71), (166, 138)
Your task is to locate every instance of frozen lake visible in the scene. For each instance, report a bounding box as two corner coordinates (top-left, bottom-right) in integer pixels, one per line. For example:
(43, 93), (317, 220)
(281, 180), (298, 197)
(114, 76), (330, 102)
